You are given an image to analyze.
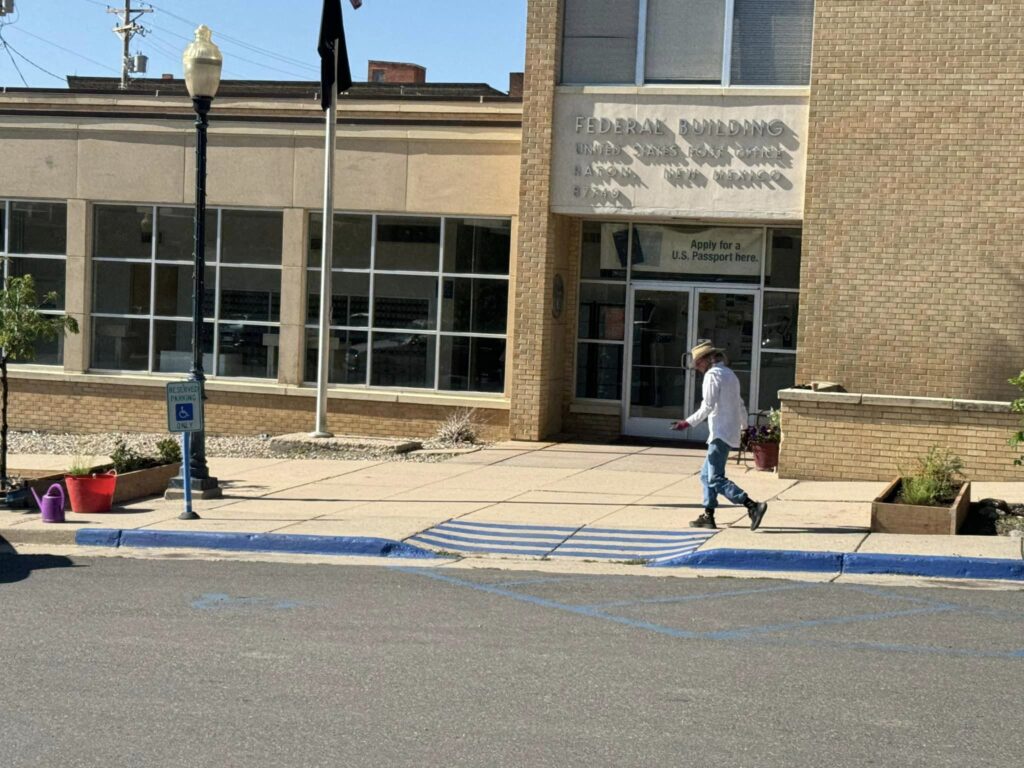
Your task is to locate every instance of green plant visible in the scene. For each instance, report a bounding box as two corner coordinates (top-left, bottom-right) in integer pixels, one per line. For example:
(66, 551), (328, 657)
(0, 272), (78, 483)
(740, 408), (781, 449)
(1009, 370), (1024, 466)
(110, 438), (154, 473)
(156, 437), (182, 464)
(898, 446), (965, 506)
(67, 454), (94, 477)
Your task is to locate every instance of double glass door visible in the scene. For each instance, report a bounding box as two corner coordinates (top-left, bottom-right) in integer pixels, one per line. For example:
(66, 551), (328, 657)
(624, 284), (758, 441)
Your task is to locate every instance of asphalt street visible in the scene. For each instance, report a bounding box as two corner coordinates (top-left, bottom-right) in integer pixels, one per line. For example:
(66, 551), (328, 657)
(2, 553), (1022, 767)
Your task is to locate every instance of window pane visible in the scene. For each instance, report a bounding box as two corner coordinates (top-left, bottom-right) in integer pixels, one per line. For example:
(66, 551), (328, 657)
(761, 292), (799, 351)
(443, 218), (511, 274)
(439, 336), (505, 393)
(306, 270), (370, 326)
(93, 261), (151, 314)
(8, 257), (65, 309)
(308, 213), (372, 269)
(645, 0), (725, 83)
(765, 228), (802, 289)
(375, 216), (440, 271)
(154, 264), (196, 317)
(731, 0), (815, 86)
(576, 343), (623, 400)
(580, 222), (629, 280)
(304, 329), (369, 385)
(219, 267), (281, 322)
(631, 224), (762, 283)
(217, 323), (279, 378)
(94, 205), (151, 260)
(758, 353), (797, 411)
(374, 274), (437, 330)
(370, 332), (435, 388)
(220, 210), (282, 265)
(92, 317), (150, 371)
(156, 207), (216, 261)
(23, 328), (63, 366)
(9, 202), (66, 255)
(441, 277), (508, 334)
(562, 0), (638, 84)
(578, 283), (626, 341)
(153, 320), (213, 373)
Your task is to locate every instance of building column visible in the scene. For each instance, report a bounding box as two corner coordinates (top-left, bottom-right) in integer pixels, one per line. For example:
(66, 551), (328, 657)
(509, 0), (567, 441)
(63, 199), (90, 373)
(278, 208), (307, 387)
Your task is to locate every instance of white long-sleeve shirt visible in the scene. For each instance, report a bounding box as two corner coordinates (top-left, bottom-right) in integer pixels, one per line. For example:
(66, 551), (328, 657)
(684, 362), (747, 448)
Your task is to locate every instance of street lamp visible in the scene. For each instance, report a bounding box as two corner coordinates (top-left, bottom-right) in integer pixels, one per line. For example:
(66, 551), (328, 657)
(170, 25), (223, 509)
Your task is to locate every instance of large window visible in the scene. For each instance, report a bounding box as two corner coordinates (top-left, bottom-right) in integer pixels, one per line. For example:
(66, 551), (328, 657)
(1, 200), (68, 365)
(91, 205), (282, 378)
(563, 0), (814, 86)
(574, 222), (801, 409)
(306, 214), (510, 393)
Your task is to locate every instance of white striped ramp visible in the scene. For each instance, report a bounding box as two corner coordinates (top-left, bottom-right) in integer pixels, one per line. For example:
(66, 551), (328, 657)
(408, 520), (717, 563)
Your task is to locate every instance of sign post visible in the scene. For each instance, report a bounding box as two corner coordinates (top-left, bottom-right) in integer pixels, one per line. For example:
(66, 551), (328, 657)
(166, 381), (204, 520)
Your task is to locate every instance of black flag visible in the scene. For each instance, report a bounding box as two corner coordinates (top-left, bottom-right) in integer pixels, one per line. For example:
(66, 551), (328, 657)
(318, 0), (353, 110)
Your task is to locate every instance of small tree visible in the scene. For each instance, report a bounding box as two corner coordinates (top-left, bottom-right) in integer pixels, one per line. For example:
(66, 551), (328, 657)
(1010, 370), (1024, 466)
(0, 273), (79, 487)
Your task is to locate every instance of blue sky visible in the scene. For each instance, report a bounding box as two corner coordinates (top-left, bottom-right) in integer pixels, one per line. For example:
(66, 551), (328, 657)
(0, 1), (527, 91)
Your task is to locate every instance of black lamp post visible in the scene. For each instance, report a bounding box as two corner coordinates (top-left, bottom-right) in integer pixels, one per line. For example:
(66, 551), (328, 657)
(169, 25), (223, 505)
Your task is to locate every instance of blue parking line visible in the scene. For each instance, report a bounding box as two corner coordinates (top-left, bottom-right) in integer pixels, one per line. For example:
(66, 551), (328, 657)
(580, 582), (814, 610)
(408, 534), (552, 557)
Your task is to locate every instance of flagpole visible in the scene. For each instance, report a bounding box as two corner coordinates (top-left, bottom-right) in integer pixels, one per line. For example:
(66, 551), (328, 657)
(313, 44), (338, 437)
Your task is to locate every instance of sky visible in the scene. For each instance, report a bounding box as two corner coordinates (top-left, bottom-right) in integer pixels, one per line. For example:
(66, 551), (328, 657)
(0, 0), (527, 91)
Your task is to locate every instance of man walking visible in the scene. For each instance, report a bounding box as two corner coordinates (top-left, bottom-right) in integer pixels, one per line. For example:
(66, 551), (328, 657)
(672, 340), (768, 530)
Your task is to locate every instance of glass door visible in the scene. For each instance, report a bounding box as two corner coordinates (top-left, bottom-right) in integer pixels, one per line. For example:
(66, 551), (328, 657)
(624, 284), (758, 441)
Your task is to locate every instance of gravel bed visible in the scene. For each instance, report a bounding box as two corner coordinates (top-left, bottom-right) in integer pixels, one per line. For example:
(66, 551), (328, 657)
(7, 431), (477, 463)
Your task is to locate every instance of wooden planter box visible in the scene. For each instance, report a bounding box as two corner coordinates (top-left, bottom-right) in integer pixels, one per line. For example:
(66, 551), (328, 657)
(870, 478), (972, 535)
(111, 463), (181, 504)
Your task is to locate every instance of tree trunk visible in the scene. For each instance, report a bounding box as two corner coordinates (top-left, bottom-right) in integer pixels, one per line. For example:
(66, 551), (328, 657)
(1, 356), (7, 485)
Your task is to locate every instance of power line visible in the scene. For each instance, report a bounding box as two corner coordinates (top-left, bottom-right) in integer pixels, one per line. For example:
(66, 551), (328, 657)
(148, 25), (316, 80)
(0, 31), (67, 84)
(5, 25), (119, 74)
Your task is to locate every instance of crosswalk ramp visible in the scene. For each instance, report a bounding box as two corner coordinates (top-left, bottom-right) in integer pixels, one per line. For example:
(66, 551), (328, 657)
(407, 520), (717, 564)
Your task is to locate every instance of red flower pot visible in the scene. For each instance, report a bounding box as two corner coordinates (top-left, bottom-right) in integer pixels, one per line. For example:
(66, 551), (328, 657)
(751, 443), (779, 471)
(65, 472), (118, 514)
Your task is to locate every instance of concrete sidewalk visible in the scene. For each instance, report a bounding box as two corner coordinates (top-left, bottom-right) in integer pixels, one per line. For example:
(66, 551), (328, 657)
(2, 442), (1023, 581)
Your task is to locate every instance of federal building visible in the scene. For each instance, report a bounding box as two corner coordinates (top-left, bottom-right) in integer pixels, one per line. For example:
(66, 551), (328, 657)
(1, 1), (1021, 480)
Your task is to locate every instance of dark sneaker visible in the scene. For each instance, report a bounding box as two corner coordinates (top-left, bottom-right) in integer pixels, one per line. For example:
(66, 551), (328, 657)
(690, 512), (717, 529)
(748, 501), (768, 531)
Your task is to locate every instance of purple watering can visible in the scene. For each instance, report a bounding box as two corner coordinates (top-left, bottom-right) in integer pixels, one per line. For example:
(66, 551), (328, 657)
(32, 483), (66, 524)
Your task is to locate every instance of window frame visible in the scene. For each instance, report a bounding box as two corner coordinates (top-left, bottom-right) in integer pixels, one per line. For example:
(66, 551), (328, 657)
(90, 204), (283, 379)
(1, 199), (69, 367)
(305, 212), (511, 394)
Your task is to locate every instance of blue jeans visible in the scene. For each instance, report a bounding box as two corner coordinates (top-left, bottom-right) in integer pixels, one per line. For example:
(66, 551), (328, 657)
(701, 439), (750, 512)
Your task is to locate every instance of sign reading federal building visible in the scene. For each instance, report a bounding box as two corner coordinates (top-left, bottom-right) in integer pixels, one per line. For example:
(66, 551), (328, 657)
(552, 94), (809, 220)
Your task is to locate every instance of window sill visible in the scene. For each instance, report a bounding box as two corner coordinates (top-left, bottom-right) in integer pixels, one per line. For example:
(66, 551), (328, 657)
(556, 84), (811, 99)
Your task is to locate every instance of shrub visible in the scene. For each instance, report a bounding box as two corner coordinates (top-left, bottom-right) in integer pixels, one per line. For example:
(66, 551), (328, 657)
(156, 437), (182, 464)
(898, 446), (965, 506)
(110, 438), (155, 473)
(435, 408), (477, 445)
(1010, 370), (1024, 466)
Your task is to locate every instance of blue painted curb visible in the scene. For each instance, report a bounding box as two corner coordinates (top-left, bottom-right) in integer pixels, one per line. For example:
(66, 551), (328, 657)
(651, 547), (1024, 582)
(651, 548), (844, 573)
(75, 528), (439, 560)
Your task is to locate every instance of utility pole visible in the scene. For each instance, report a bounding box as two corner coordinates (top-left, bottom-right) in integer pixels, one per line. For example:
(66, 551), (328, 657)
(108, 1), (152, 90)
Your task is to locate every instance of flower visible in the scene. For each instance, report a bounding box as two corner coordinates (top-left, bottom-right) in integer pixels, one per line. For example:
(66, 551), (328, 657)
(740, 409), (781, 449)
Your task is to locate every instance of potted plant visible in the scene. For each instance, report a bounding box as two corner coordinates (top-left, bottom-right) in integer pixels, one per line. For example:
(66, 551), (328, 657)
(740, 409), (781, 471)
(871, 446), (972, 535)
(64, 452), (117, 514)
(107, 437), (182, 504)
(0, 272), (78, 507)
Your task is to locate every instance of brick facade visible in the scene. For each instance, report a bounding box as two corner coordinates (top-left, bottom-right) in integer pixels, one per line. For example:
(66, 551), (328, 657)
(6, 378), (509, 442)
(799, 1), (1024, 402)
(510, 0), (568, 440)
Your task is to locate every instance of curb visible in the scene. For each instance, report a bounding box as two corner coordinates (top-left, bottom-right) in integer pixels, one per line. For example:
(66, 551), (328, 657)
(651, 547), (1024, 582)
(75, 528), (440, 560)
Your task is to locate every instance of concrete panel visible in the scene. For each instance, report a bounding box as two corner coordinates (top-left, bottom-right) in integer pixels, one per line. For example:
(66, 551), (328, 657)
(0, 128), (78, 199)
(406, 140), (521, 216)
(77, 131), (186, 203)
(193, 133), (297, 208)
(293, 136), (410, 211)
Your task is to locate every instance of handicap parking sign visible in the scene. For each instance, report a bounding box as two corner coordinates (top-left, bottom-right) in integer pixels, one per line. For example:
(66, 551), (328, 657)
(167, 381), (203, 432)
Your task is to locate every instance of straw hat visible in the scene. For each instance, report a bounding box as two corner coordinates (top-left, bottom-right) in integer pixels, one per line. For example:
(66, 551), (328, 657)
(689, 340), (724, 365)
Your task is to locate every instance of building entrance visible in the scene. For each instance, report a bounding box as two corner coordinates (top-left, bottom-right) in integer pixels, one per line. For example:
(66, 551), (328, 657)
(623, 283), (758, 441)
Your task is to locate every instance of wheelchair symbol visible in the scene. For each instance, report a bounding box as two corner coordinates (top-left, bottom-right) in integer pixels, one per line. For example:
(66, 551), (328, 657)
(177, 404), (194, 421)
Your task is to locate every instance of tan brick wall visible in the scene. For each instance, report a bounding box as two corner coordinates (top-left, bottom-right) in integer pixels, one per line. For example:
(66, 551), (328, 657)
(510, 0), (567, 440)
(5, 380), (508, 442)
(562, 412), (621, 443)
(780, 399), (1020, 482)
(799, 1), (1024, 401)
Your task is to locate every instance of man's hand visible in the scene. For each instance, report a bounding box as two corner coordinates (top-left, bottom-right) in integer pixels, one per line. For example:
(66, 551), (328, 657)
(670, 420), (690, 431)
